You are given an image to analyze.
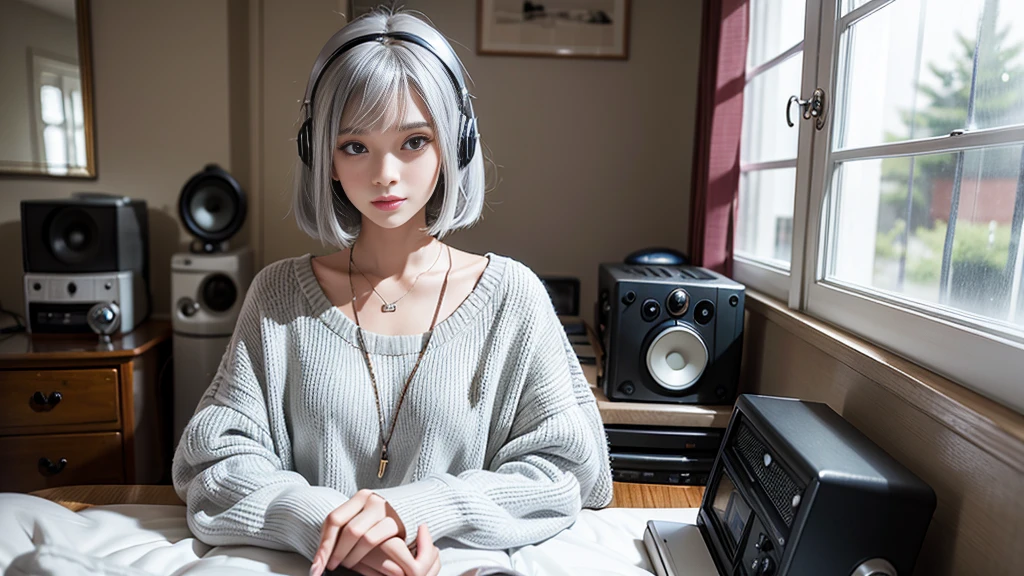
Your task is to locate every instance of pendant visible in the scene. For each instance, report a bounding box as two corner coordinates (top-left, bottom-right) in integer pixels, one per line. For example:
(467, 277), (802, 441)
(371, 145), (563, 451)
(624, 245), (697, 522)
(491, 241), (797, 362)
(381, 303), (397, 313)
(378, 447), (389, 479)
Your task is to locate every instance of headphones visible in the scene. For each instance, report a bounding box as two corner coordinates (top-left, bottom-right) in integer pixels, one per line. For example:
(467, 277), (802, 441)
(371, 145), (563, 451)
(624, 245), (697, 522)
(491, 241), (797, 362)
(297, 22), (478, 170)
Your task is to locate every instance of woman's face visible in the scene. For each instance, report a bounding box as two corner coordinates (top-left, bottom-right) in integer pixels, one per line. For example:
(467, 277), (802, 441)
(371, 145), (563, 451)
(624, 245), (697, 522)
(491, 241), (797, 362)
(332, 89), (441, 230)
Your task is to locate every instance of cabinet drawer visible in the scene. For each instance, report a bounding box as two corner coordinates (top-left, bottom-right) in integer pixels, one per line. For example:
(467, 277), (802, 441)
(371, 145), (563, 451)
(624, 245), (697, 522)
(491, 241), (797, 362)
(0, 432), (124, 492)
(0, 369), (119, 434)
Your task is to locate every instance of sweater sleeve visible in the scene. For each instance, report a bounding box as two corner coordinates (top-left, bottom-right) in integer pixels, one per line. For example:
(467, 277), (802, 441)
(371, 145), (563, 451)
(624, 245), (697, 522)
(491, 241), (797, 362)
(373, 274), (614, 549)
(171, 272), (348, 561)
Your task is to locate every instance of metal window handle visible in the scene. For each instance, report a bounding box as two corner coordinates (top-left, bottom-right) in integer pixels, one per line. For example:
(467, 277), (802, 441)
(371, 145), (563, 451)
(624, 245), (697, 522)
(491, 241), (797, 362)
(30, 390), (62, 411)
(786, 88), (828, 130)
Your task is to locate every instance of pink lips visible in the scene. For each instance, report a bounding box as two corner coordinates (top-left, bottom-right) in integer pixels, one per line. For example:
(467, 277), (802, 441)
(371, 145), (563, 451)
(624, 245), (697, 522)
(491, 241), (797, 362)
(372, 197), (405, 211)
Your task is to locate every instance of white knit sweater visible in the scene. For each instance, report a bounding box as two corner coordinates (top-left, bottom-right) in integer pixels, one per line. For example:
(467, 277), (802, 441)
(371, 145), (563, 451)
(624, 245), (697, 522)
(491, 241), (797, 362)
(171, 252), (613, 562)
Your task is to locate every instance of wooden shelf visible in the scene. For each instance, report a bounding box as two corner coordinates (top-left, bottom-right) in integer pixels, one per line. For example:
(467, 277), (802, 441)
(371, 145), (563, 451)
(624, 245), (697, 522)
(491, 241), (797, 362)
(609, 482), (704, 508)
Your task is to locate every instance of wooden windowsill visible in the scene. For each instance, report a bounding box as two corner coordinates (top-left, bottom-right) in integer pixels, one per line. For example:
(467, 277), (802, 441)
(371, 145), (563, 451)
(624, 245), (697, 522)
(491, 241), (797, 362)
(745, 290), (1024, 475)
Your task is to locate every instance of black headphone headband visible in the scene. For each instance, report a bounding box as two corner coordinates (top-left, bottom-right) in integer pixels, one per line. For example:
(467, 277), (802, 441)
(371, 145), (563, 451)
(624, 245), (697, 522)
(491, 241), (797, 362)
(297, 23), (478, 169)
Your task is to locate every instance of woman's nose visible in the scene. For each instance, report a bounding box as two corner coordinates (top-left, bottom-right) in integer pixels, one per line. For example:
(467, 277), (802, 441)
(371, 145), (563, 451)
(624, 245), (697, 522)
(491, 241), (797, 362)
(371, 154), (400, 187)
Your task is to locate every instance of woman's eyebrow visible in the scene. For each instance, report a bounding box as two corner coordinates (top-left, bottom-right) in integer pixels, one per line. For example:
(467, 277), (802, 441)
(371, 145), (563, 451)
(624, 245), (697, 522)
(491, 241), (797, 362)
(337, 121), (432, 136)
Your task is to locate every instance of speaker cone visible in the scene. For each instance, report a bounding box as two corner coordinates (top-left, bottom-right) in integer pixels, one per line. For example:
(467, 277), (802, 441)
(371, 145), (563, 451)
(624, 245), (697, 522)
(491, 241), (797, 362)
(200, 273), (238, 313)
(179, 164), (247, 243)
(48, 208), (100, 264)
(645, 325), (708, 391)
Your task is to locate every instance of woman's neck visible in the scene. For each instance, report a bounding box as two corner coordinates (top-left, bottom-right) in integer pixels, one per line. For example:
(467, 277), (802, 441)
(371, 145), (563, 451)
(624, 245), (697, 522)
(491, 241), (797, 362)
(352, 214), (441, 280)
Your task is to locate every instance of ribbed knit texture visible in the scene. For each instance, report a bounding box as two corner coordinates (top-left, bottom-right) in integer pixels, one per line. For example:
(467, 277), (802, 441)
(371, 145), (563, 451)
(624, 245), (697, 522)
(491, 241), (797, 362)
(171, 252), (613, 562)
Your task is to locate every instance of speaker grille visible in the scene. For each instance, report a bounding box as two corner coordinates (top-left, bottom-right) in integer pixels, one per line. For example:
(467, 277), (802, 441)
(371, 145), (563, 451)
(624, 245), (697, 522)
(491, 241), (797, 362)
(623, 266), (716, 280)
(734, 421), (803, 527)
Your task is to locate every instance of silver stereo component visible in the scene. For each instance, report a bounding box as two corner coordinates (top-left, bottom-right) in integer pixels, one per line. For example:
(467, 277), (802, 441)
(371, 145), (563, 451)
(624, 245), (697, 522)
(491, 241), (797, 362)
(24, 271), (147, 334)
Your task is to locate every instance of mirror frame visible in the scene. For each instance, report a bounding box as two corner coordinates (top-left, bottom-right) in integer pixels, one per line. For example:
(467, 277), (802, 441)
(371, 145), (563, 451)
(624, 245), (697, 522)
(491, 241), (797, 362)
(0, 0), (96, 179)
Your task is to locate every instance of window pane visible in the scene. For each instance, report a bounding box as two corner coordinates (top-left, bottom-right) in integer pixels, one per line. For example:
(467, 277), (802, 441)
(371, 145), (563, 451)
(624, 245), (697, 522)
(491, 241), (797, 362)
(71, 89), (84, 128)
(974, 1), (1024, 131)
(825, 144), (1024, 329)
(43, 125), (67, 173)
(834, 0), (1024, 151)
(75, 127), (86, 167)
(737, 168), (796, 268)
(747, 0), (805, 70)
(40, 85), (64, 125)
(742, 53), (803, 164)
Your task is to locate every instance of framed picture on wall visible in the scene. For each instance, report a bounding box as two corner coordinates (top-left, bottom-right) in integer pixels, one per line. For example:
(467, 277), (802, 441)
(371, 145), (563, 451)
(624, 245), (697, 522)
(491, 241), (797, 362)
(477, 0), (631, 59)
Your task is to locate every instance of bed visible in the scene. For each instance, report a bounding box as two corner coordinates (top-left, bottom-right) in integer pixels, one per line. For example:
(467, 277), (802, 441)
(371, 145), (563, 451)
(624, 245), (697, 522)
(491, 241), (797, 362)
(0, 485), (701, 576)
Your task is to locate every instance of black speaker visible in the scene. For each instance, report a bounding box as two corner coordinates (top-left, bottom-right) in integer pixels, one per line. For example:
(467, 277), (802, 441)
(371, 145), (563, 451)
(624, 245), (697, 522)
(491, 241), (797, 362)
(22, 193), (149, 280)
(179, 164), (246, 252)
(596, 262), (744, 404)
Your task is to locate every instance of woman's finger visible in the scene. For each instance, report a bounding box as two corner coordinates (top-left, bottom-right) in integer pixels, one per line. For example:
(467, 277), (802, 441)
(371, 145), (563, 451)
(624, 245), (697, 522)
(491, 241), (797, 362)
(412, 524), (438, 576)
(378, 537), (419, 575)
(426, 552), (441, 576)
(312, 493), (370, 570)
(363, 547), (407, 576)
(328, 496), (387, 570)
(352, 561), (387, 576)
(342, 516), (400, 569)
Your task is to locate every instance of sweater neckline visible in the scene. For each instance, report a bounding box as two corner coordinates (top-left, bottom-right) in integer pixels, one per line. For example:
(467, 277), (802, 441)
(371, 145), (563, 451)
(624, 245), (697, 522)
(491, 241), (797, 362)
(294, 251), (507, 355)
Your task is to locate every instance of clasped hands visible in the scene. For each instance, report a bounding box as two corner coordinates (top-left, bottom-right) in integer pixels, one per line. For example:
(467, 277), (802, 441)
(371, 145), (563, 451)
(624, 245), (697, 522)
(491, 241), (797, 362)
(311, 489), (441, 576)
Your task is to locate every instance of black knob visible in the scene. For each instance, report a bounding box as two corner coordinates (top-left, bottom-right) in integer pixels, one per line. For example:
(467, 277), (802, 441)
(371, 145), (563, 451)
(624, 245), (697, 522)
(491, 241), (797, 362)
(618, 381), (635, 395)
(38, 457), (67, 476)
(30, 391), (62, 411)
(666, 288), (689, 317)
(621, 291), (636, 305)
(759, 556), (775, 575)
(755, 533), (772, 552)
(694, 300), (715, 325)
(33, 282), (42, 291)
(729, 294), (739, 307)
(67, 282), (77, 295)
(640, 299), (660, 322)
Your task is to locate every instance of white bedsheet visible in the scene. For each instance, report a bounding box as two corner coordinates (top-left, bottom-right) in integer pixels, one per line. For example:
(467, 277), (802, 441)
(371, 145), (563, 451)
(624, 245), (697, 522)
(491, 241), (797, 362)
(0, 493), (699, 576)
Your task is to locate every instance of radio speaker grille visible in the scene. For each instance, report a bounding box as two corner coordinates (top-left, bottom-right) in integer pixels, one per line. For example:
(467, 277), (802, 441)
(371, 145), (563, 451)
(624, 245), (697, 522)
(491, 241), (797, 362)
(734, 421), (803, 527)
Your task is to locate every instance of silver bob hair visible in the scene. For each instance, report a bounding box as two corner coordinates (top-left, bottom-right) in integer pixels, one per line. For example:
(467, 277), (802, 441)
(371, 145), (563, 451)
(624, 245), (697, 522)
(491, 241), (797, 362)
(292, 7), (487, 249)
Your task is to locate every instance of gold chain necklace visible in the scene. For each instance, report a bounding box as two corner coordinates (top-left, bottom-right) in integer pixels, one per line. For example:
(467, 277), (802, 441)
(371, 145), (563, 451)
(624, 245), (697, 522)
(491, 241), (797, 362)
(350, 242), (443, 313)
(348, 243), (452, 478)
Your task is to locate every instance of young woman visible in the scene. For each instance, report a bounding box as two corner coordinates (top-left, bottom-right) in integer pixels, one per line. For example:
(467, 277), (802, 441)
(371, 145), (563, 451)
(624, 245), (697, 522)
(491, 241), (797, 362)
(172, 7), (612, 576)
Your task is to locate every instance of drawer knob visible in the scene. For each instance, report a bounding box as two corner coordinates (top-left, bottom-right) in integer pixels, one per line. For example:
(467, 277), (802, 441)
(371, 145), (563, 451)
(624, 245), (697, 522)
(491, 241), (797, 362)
(30, 391), (62, 411)
(38, 457), (67, 476)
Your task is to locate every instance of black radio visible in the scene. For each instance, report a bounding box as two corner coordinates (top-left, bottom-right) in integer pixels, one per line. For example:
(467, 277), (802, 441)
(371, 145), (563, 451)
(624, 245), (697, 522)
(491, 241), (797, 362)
(595, 262), (744, 404)
(696, 395), (935, 576)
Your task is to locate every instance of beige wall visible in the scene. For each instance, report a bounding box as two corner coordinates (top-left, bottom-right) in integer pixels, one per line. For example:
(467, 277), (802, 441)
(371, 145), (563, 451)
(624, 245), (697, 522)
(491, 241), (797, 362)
(0, 0), (702, 323)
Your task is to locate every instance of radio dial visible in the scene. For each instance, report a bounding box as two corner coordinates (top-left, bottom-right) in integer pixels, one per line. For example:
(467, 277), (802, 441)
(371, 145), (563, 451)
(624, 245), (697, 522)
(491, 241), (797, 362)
(666, 288), (689, 317)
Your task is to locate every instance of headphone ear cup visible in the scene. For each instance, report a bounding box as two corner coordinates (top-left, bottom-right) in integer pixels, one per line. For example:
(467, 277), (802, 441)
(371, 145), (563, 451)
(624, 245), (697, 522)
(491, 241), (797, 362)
(297, 119), (313, 167)
(458, 115), (477, 169)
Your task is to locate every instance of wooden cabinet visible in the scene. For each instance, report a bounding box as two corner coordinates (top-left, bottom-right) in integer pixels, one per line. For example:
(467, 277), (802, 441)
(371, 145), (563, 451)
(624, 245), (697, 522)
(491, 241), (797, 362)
(0, 321), (172, 493)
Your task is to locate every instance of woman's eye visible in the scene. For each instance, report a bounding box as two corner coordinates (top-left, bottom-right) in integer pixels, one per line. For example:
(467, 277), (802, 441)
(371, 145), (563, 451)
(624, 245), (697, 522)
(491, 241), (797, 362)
(338, 142), (366, 155)
(404, 136), (431, 151)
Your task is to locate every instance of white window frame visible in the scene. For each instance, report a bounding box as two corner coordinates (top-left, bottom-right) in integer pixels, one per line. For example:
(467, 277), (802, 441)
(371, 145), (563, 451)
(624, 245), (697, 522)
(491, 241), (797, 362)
(738, 0), (1024, 413)
(734, 0), (826, 304)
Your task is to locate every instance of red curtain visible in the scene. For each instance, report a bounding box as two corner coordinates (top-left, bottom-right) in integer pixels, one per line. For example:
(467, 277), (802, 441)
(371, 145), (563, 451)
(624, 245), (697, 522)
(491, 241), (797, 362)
(689, 0), (749, 276)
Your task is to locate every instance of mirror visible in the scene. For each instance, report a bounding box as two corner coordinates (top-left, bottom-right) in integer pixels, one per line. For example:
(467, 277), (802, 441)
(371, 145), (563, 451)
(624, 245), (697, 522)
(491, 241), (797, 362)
(0, 0), (95, 178)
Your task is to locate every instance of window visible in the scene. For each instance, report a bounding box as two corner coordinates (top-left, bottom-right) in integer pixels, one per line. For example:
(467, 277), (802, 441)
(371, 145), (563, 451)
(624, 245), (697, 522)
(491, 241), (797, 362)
(32, 53), (86, 175)
(733, 0), (815, 301)
(736, 0), (1024, 413)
